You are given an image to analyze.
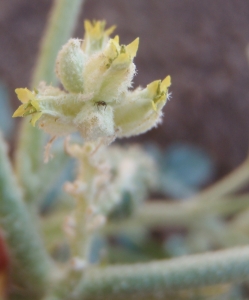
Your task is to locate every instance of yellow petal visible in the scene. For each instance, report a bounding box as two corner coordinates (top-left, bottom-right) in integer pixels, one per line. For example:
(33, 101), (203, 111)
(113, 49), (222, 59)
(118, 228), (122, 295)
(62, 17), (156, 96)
(147, 80), (160, 97)
(104, 41), (119, 63)
(112, 35), (120, 48)
(161, 75), (171, 91)
(84, 20), (115, 40)
(151, 100), (157, 111)
(105, 25), (116, 36)
(30, 99), (40, 111)
(126, 38), (139, 59)
(112, 52), (130, 66)
(31, 112), (42, 127)
(95, 21), (102, 31)
(92, 21), (102, 38)
(15, 88), (35, 103)
(12, 104), (26, 117)
(156, 94), (166, 104)
(84, 20), (92, 33)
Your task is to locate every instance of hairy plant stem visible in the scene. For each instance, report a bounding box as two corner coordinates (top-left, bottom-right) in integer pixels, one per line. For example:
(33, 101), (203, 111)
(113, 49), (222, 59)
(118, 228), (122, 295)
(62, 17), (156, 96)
(189, 155), (249, 203)
(32, 0), (84, 87)
(72, 246), (249, 300)
(233, 207), (249, 232)
(42, 196), (94, 300)
(104, 193), (249, 234)
(72, 196), (91, 260)
(103, 156), (249, 234)
(15, 0), (84, 207)
(8, 0), (85, 298)
(0, 133), (51, 300)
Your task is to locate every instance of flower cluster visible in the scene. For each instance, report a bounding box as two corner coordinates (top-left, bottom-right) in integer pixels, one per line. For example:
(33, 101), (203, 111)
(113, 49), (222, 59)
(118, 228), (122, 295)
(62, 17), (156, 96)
(13, 20), (171, 142)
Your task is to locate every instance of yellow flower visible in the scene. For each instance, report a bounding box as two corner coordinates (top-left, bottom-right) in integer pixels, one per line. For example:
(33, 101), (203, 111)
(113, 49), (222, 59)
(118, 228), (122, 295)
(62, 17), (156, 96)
(84, 20), (116, 40)
(12, 20), (171, 142)
(82, 20), (116, 54)
(104, 36), (139, 68)
(13, 88), (42, 126)
(147, 76), (171, 111)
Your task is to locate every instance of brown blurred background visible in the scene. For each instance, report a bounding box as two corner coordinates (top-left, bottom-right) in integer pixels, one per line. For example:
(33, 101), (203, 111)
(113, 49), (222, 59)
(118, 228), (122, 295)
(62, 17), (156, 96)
(1, 0), (249, 179)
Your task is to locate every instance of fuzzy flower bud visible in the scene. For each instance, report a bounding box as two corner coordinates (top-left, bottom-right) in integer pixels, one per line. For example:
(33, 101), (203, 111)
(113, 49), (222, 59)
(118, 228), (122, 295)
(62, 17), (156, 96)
(13, 20), (171, 143)
(114, 75), (171, 137)
(56, 39), (85, 93)
(13, 88), (42, 126)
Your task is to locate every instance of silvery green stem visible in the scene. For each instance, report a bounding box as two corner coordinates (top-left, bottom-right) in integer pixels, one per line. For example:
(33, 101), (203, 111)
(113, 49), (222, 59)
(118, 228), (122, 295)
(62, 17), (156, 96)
(138, 195), (249, 227)
(103, 157), (249, 236)
(32, 0), (84, 87)
(104, 195), (249, 234)
(15, 0), (85, 206)
(0, 133), (51, 300)
(189, 156), (249, 203)
(72, 246), (249, 300)
(232, 207), (249, 232)
(197, 216), (249, 247)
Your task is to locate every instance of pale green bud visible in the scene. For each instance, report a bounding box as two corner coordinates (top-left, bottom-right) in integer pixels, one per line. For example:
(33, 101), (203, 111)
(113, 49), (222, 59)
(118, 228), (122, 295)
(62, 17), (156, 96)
(36, 93), (115, 140)
(31, 85), (93, 136)
(82, 37), (139, 103)
(114, 89), (160, 137)
(102, 37), (139, 98)
(56, 39), (85, 93)
(114, 76), (171, 137)
(74, 102), (115, 141)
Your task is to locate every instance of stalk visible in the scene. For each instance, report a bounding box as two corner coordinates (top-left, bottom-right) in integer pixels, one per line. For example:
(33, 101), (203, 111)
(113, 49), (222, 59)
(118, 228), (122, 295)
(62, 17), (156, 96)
(15, 0), (85, 206)
(0, 133), (50, 300)
(73, 246), (249, 300)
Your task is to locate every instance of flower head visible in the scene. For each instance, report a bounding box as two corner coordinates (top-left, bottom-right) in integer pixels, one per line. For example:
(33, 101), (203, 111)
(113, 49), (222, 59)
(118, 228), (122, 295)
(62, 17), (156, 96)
(13, 21), (171, 142)
(13, 88), (42, 126)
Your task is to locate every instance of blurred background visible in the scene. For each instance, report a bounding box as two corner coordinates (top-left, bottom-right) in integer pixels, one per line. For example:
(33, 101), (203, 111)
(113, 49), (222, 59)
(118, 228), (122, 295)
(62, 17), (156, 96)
(2, 3), (249, 298)
(1, 0), (249, 188)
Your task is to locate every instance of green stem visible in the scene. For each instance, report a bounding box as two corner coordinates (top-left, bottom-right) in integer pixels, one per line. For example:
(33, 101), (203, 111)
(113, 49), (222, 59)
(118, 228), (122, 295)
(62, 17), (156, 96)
(32, 0), (84, 87)
(104, 157), (249, 234)
(153, 194), (249, 225)
(0, 133), (50, 300)
(73, 196), (90, 259)
(14, 120), (46, 206)
(72, 246), (249, 300)
(231, 206), (249, 233)
(104, 194), (249, 233)
(62, 199), (92, 297)
(193, 216), (249, 248)
(189, 155), (249, 203)
(15, 0), (85, 206)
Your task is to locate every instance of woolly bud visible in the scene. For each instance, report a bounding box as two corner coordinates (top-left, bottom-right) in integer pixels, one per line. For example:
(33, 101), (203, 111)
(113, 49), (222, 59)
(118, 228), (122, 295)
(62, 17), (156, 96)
(114, 76), (171, 137)
(56, 39), (85, 93)
(75, 103), (115, 141)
